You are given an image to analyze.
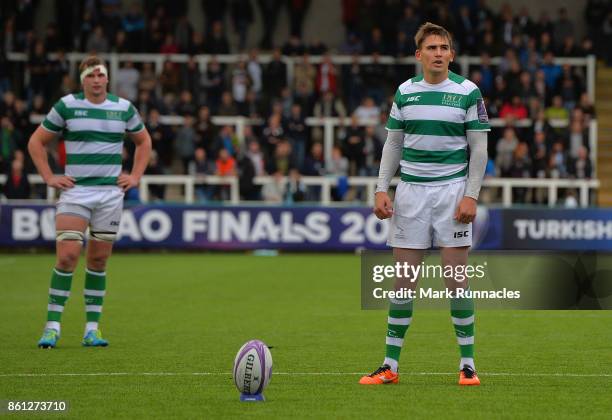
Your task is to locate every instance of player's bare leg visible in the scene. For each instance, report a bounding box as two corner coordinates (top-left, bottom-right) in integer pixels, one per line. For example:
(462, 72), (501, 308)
(441, 246), (479, 385)
(360, 248), (424, 384)
(81, 234), (114, 347)
(38, 215), (87, 348)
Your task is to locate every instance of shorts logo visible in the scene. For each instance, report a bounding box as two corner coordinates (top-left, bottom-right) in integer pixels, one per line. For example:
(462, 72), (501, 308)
(476, 98), (489, 123)
(110, 221), (120, 226)
(453, 231), (469, 238)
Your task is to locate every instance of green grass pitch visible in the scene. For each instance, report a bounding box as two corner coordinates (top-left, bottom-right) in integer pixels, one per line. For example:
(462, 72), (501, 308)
(1, 254), (611, 419)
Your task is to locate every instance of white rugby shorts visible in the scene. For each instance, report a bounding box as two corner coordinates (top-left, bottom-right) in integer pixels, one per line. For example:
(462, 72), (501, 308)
(387, 180), (472, 249)
(56, 186), (124, 233)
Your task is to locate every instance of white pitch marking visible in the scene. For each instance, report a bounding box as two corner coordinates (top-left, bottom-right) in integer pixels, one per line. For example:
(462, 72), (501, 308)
(0, 372), (610, 378)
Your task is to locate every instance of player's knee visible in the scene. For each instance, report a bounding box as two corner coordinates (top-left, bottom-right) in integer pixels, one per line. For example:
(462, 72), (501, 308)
(87, 255), (108, 271)
(57, 252), (80, 271)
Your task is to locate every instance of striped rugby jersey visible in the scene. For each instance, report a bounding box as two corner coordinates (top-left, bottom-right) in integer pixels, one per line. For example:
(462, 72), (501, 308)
(41, 92), (144, 186)
(386, 71), (490, 184)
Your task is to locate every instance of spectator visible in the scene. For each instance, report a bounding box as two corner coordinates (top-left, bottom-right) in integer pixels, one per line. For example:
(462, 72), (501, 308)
(568, 145), (592, 179)
(342, 115), (365, 176)
(293, 54), (316, 98)
(159, 60), (181, 95)
(0, 116), (18, 173)
(190, 147), (216, 202)
(362, 125), (382, 176)
(540, 51), (562, 90)
(218, 91), (239, 116)
(577, 93), (596, 123)
(194, 105), (217, 155)
(286, 103), (308, 168)
(496, 127), (519, 177)
(216, 148), (237, 200)
(261, 172), (285, 203)
(362, 52), (386, 104)
(328, 146), (349, 201)
(315, 54), (337, 96)
(262, 114), (285, 156)
(205, 21), (230, 54)
(302, 142), (325, 176)
(285, 168), (306, 203)
(174, 15), (193, 53)
(232, 60), (251, 109)
(568, 120), (587, 159)
(247, 50), (263, 97)
(116, 61), (139, 102)
(353, 97), (380, 121)
(28, 41), (49, 98)
(123, 2), (146, 51)
(500, 96), (529, 120)
(160, 34), (179, 55)
(282, 35), (306, 56)
(175, 114), (197, 173)
(176, 90), (197, 116)
(202, 57), (225, 112)
(245, 139), (266, 177)
(86, 25), (109, 52)
(266, 140), (295, 175)
(264, 48), (288, 100)
(509, 142), (533, 202)
(3, 155), (30, 199)
(545, 95), (569, 123)
(339, 32), (363, 55)
(553, 8), (574, 50)
(531, 131), (549, 178)
(215, 125), (239, 157)
(548, 141), (568, 178)
(230, 0), (254, 51)
(258, 0), (283, 49)
(145, 151), (166, 200)
(146, 108), (173, 169)
(181, 56), (201, 95)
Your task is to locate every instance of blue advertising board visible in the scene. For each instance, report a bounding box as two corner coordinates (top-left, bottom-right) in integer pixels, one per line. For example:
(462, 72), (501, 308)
(1, 204), (611, 251)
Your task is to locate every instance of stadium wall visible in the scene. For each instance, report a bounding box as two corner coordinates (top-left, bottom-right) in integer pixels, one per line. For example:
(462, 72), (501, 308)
(2, 204), (611, 251)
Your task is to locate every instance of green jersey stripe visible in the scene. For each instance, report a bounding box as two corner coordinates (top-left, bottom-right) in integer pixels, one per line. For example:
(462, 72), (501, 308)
(64, 131), (125, 143)
(127, 122), (144, 133)
(404, 120), (465, 137)
(465, 120), (490, 130)
(401, 167), (467, 183)
(66, 154), (122, 165)
(403, 147), (467, 164)
(386, 116), (405, 130)
(396, 91), (470, 110)
(74, 177), (118, 186)
(42, 119), (62, 132)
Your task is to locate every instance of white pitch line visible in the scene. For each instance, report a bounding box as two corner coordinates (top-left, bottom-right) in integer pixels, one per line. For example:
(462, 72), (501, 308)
(0, 372), (610, 378)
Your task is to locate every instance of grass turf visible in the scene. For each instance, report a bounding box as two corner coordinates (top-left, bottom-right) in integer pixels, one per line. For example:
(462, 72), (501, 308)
(0, 254), (611, 419)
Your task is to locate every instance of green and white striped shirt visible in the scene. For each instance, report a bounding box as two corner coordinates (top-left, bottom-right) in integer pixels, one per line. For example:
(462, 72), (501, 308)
(41, 92), (144, 186)
(386, 71), (490, 184)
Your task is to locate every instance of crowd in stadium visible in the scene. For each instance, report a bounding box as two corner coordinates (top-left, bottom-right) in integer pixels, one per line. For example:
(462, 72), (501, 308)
(1, 0), (610, 203)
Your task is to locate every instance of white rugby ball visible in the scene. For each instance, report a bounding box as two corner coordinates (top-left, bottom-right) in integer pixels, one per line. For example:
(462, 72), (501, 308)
(233, 339), (273, 395)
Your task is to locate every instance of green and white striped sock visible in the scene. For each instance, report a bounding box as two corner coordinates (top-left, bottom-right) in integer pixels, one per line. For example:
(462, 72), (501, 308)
(84, 268), (106, 334)
(383, 298), (414, 372)
(450, 294), (475, 370)
(46, 268), (73, 333)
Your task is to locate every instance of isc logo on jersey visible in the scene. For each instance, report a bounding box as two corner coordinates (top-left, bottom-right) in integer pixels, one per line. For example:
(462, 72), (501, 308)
(406, 96), (421, 102)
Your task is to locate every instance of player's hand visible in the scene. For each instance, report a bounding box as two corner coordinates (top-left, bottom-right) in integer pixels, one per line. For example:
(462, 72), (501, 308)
(454, 196), (477, 224)
(45, 175), (75, 190)
(373, 191), (393, 220)
(117, 173), (140, 192)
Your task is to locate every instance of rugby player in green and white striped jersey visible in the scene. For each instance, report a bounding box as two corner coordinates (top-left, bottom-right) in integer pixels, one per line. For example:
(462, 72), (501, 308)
(359, 23), (489, 386)
(28, 56), (152, 348)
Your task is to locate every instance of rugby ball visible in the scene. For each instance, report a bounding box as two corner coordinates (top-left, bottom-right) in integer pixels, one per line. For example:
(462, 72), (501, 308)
(233, 339), (273, 395)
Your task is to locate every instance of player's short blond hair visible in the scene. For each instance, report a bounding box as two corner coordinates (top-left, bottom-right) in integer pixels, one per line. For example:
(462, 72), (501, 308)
(414, 22), (454, 51)
(78, 55), (106, 73)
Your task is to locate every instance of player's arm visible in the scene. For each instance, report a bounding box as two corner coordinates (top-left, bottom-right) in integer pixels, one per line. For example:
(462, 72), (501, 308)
(374, 130), (403, 219)
(454, 131), (488, 224)
(28, 125), (75, 189)
(119, 128), (152, 191)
